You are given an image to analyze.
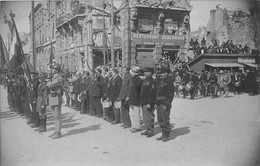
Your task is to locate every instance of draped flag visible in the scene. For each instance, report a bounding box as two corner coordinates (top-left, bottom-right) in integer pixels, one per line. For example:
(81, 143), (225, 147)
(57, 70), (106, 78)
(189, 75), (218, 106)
(0, 34), (9, 69)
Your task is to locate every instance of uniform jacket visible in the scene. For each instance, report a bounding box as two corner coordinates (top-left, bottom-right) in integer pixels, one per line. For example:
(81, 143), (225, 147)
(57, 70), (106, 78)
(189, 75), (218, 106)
(140, 76), (156, 106)
(128, 75), (143, 106)
(73, 77), (82, 95)
(200, 73), (208, 82)
(102, 75), (111, 99)
(182, 73), (190, 84)
(209, 73), (218, 84)
(36, 81), (48, 112)
(155, 75), (174, 105)
(83, 76), (92, 93)
(118, 72), (131, 100)
(47, 72), (64, 106)
(89, 75), (103, 97)
(107, 75), (122, 101)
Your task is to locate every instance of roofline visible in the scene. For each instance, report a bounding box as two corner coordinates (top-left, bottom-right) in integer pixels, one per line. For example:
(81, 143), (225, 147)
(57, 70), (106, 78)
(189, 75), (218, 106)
(135, 4), (191, 12)
(188, 53), (258, 66)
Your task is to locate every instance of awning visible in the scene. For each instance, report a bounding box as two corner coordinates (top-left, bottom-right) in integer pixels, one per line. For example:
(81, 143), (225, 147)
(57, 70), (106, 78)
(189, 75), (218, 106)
(205, 63), (245, 68)
(242, 63), (259, 68)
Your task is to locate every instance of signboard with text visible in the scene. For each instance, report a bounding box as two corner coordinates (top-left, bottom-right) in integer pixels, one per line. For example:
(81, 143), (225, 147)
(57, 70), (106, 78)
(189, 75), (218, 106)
(132, 33), (186, 46)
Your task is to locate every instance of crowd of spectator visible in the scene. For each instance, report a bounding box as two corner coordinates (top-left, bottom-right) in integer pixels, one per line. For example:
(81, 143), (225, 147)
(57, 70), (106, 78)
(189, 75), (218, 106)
(190, 38), (251, 56)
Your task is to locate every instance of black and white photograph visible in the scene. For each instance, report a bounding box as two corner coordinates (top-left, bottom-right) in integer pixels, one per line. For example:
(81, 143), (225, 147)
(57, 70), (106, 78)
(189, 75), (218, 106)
(0, 0), (260, 166)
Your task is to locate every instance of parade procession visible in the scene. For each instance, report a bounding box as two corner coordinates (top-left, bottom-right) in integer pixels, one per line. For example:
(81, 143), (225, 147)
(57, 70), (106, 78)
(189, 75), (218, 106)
(0, 0), (260, 166)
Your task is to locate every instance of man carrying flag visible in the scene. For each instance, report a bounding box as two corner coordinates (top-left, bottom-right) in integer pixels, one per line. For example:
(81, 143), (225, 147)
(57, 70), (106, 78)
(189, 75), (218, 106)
(4, 10), (36, 120)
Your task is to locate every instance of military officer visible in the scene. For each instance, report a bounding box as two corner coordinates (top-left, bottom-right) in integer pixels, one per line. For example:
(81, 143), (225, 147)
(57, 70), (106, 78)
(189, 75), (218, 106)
(140, 67), (156, 137)
(154, 67), (174, 142)
(47, 63), (64, 139)
(36, 73), (48, 132)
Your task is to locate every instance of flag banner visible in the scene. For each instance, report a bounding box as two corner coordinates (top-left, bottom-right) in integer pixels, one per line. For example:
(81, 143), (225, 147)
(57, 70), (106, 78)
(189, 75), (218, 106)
(0, 34), (9, 69)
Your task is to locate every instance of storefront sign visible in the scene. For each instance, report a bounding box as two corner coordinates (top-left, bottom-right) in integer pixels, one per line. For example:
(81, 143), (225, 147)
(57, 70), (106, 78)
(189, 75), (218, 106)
(132, 33), (185, 46)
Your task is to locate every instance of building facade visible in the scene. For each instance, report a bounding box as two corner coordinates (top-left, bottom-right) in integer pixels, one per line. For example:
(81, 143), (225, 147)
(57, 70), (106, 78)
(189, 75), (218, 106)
(120, 0), (192, 68)
(30, 0), (121, 72)
(29, 1), (56, 72)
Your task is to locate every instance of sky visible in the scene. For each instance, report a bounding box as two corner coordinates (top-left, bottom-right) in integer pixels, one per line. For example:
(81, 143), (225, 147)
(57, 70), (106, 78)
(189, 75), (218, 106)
(0, 0), (258, 45)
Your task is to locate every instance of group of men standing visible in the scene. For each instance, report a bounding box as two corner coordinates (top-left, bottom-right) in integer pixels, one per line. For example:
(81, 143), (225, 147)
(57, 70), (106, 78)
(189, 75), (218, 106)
(2, 63), (64, 139)
(64, 65), (174, 142)
(173, 69), (259, 99)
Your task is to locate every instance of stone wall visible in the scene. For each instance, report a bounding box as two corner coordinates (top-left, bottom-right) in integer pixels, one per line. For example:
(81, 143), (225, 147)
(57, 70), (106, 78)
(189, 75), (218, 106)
(194, 7), (259, 50)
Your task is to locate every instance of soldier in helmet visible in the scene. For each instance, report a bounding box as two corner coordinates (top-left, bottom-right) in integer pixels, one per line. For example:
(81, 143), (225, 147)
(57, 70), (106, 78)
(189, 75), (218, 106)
(154, 67), (174, 142)
(47, 63), (64, 139)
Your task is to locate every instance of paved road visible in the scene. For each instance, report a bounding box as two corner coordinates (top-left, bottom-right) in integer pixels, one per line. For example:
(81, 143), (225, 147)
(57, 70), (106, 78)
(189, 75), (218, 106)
(0, 85), (260, 166)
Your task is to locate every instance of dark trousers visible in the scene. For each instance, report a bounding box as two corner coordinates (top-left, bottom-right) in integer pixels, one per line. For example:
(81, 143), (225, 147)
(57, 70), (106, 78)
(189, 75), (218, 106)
(89, 96), (103, 116)
(75, 93), (81, 110)
(142, 105), (154, 131)
(190, 88), (196, 99)
(65, 91), (70, 106)
(32, 103), (40, 126)
(22, 100), (32, 121)
(7, 92), (14, 110)
(16, 97), (23, 114)
(157, 103), (171, 134)
(81, 95), (90, 113)
(112, 101), (120, 123)
(121, 100), (131, 127)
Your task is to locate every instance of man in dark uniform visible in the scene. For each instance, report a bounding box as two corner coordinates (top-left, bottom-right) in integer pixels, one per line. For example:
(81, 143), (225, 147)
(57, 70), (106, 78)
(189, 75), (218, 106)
(31, 72), (40, 128)
(80, 71), (91, 114)
(182, 70), (190, 99)
(102, 67), (112, 120)
(107, 68), (122, 124)
(199, 70), (208, 97)
(190, 71), (199, 100)
(36, 73), (48, 132)
(154, 67), (174, 142)
(118, 67), (132, 128)
(74, 72), (82, 111)
(47, 63), (64, 139)
(140, 67), (156, 137)
(89, 69), (103, 117)
(19, 75), (33, 124)
(208, 71), (218, 97)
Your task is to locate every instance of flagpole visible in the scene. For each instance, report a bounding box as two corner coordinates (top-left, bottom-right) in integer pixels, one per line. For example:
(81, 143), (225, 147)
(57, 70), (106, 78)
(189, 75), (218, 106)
(31, 1), (36, 68)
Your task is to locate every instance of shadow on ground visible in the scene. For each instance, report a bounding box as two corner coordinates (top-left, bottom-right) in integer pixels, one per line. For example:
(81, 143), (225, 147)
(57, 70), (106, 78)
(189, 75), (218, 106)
(0, 111), (19, 119)
(61, 124), (102, 138)
(169, 126), (191, 140)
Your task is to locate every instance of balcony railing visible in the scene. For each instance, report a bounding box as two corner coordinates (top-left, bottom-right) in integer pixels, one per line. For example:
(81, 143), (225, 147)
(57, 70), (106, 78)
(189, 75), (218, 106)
(56, 3), (85, 28)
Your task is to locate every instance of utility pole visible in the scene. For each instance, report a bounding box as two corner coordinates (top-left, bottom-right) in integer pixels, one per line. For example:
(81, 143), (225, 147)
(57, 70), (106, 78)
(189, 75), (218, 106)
(31, 1), (36, 68)
(102, 0), (106, 66)
(111, 0), (115, 67)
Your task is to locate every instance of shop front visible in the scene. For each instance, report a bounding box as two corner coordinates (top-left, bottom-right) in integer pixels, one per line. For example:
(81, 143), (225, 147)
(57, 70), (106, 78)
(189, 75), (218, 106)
(131, 33), (186, 68)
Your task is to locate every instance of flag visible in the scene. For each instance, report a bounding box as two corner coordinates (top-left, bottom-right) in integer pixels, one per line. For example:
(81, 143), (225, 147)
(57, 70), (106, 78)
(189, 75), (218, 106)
(7, 14), (24, 72)
(0, 34), (9, 69)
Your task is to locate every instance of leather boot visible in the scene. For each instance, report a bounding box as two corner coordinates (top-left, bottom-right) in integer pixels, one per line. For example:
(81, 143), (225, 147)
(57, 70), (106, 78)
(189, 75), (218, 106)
(162, 132), (170, 142)
(39, 118), (47, 132)
(35, 119), (43, 131)
(156, 131), (165, 140)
